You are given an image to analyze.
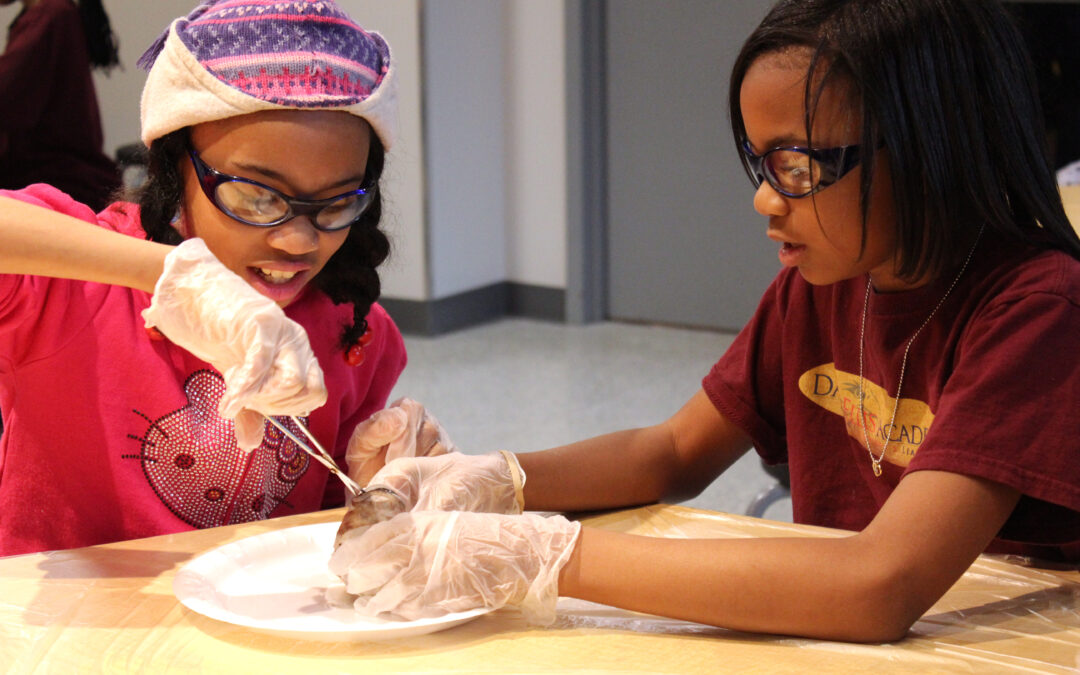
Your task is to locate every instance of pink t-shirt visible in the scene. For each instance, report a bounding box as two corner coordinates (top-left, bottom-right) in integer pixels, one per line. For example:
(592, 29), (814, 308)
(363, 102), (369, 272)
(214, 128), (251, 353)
(703, 232), (1080, 562)
(0, 185), (407, 556)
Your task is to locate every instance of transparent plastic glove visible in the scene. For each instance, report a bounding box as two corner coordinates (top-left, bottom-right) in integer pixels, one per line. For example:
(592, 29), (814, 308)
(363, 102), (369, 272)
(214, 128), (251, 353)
(329, 510), (581, 625)
(345, 398), (455, 485)
(367, 450), (526, 514)
(141, 238), (327, 450)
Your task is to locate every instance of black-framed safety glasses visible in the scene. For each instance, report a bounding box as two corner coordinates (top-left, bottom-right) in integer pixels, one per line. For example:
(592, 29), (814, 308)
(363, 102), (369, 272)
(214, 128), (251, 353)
(188, 148), (376, 232)
(739, 139), (865, 198)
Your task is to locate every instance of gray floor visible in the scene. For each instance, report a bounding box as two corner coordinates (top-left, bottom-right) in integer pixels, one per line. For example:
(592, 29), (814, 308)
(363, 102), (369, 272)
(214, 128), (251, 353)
(387, 318), (792, 522)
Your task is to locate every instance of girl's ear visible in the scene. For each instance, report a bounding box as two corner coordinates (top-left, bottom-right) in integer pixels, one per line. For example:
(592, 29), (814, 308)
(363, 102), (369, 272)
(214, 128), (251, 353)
(170, 208), (188, 238)
(172, 150), (195, 239)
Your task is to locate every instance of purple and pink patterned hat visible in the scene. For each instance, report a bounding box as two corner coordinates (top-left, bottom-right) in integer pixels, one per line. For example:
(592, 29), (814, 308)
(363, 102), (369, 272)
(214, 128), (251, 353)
(138, 0), (397, 149)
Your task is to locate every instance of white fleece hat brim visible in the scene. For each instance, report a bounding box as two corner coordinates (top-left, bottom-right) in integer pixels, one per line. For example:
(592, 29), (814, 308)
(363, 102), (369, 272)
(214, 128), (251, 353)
(139, 19), (397, 150)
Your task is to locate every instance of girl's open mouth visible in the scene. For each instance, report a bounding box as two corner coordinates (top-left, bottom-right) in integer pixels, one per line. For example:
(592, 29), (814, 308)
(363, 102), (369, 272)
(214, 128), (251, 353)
(778, 241), (806, 267)
(247, 266), (309, 305)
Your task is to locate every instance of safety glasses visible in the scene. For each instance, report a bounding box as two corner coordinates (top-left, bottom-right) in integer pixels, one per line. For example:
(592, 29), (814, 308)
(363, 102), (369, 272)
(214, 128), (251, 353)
(188, 148), (375, 231)
(739, 139), (864, 198)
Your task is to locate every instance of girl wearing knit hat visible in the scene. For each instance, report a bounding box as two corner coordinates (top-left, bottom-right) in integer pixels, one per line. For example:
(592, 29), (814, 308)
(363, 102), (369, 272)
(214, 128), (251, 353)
(0, 0), (406, 556)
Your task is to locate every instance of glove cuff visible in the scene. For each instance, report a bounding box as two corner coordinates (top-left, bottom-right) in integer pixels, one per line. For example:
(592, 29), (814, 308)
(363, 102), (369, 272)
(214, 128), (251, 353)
(499, 450), (526, 514)
(518, 515), (582, 626)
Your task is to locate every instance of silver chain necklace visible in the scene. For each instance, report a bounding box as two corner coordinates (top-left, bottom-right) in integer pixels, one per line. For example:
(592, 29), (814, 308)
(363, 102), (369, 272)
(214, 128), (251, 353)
(857, 225), (984, 477)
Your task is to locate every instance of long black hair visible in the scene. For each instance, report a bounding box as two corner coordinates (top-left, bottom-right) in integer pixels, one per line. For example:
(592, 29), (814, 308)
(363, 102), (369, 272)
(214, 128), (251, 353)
(729, 0), (1080, 284)
(77, 0), (119, 73)
(137, 128), (390, 351)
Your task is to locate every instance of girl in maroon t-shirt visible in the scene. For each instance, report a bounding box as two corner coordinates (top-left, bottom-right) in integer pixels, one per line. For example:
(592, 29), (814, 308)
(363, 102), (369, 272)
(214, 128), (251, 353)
(332, 0), (1080, 643)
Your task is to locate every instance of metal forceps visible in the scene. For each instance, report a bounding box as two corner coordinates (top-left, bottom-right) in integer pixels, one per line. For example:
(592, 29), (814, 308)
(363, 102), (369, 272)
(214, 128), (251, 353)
(266, 415), (362, 496)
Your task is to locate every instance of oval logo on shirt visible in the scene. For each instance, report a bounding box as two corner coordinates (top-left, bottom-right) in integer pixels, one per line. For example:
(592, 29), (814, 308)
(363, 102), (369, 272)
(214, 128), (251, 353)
(798, 363), (935, 468)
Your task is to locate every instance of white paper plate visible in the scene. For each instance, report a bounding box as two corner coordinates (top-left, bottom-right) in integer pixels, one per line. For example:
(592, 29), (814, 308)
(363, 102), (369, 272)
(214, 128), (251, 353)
(173, 521), (488, 641)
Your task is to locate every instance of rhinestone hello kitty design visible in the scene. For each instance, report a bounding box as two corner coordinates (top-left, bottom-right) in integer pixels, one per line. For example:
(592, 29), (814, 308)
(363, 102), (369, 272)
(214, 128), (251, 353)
(125, 370), (310, 528)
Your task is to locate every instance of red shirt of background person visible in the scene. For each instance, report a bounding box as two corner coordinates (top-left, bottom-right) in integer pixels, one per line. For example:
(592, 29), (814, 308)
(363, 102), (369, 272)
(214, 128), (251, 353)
(0, 0), (120, 211)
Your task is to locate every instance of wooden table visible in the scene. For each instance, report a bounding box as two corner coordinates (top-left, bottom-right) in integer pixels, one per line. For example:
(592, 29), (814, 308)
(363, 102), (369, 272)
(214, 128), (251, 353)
(2, 505), (1078, 673)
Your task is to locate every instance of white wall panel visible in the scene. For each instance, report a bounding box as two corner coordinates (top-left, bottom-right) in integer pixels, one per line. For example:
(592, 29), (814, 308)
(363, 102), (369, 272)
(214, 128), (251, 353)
(505, 1), (568, 288)
(422, 0), (508, 298)
(343, 0), (427, 300)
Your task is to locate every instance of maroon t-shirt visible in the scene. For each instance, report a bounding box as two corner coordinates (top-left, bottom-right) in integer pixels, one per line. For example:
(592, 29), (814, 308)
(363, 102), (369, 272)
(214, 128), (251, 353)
(0, 0), (120, 211)
(703, 234), (1080, 562)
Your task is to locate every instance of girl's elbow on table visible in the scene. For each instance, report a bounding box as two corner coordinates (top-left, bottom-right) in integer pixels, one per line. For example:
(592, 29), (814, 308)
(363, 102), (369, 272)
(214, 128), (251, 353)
(826, 540), (949, 643)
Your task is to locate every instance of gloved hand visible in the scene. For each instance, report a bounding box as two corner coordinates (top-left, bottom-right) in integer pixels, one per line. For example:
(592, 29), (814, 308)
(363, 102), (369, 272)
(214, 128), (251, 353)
(365, 450), (526, 514)
(345, 398), (455, 486)
(329, 510), (581, 625)
(142, 238), (327, 450)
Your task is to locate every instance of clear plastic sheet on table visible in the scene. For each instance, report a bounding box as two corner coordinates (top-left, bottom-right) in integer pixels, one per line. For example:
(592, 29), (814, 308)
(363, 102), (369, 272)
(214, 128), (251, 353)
(1, 505), (1078, 674)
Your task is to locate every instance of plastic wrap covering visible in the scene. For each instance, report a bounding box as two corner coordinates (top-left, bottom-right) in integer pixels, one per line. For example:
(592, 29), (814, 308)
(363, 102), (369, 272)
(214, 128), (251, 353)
(2, 505), (1078, 673)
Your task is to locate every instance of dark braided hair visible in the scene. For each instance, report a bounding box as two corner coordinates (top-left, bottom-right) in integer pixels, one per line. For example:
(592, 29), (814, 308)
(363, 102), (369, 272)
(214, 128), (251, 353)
(315, 138), (389, 349)
(137, 127), (390, 351)
(77, 0), (120, 73)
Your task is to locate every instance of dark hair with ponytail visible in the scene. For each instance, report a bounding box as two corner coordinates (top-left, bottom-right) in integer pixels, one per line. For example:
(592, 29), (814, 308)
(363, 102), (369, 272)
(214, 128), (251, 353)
(729, 0), (1080, 284)
(137, 128), (390, 351)
(77, 0), (120, 73)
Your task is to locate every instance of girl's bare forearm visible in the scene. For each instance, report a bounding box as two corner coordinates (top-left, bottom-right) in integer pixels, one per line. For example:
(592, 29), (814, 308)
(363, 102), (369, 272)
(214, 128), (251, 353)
(557, 470), (1022, 642)
(560, 527), (914, 642)
(518, 426), (683, 512)
(0, 196), (170, 292)
(518, 390), (753, 512)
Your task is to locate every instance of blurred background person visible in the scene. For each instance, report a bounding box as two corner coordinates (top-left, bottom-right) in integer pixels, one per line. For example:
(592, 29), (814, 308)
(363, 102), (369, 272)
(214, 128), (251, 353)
(0, 0), (121, 212)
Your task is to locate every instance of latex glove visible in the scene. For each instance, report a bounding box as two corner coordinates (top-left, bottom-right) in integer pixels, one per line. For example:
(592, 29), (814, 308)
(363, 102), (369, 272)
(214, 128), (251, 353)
(329, 510), (581, 625)
(345, 398), (455, 485)
(142, 238), (326, 450)
(366, 451), (526, 514)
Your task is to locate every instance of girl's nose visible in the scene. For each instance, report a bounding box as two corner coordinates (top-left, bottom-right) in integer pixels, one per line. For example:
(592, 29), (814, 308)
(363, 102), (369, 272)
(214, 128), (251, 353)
(266, 216), (320, 255)
(753, 180), (790, 217)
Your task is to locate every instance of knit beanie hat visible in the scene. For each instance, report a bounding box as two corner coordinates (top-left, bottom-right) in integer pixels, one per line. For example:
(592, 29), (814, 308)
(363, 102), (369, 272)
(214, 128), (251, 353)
(137, 0), (396, 150)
